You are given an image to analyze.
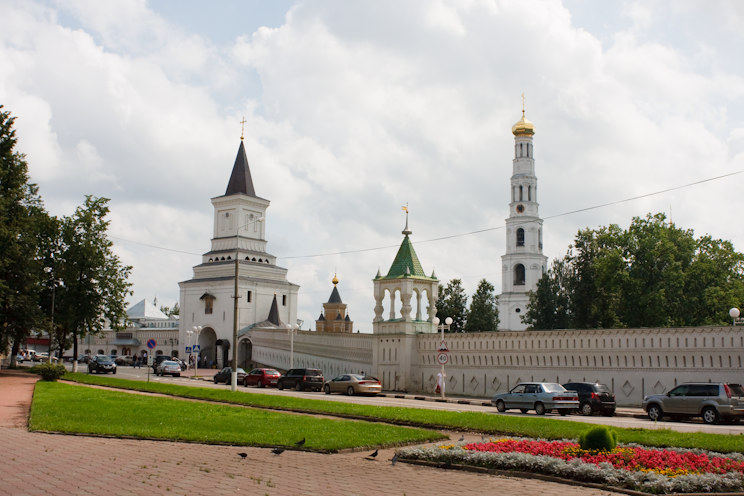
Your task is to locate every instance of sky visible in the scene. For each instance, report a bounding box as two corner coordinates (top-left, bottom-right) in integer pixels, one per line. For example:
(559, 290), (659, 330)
(1, 0), (743, 332)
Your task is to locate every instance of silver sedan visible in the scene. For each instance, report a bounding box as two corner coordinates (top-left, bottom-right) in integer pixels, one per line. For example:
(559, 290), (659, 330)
(491, 382), (578, 415)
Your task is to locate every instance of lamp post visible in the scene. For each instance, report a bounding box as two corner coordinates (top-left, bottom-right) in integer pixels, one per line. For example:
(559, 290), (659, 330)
(288, 323), (298, 369)
(432, 316), (452, 399)
(731, 308), (741, 326)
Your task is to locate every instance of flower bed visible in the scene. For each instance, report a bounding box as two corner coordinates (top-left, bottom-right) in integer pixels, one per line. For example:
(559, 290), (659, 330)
(396, 438), (744, 494)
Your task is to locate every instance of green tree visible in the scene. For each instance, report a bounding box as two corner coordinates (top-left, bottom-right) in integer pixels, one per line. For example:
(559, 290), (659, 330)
(569, 225), (627, 329)
(620, 214), (696, 327)
(160, 301), (180, 317)
(464, 279), (499, 332)
(0, 106), (51, 364)
(683, 235), (744, 325)
(523, 257), (572, 330)
(524, 212), (744, 329)
(55, 195), (133, 371)
(436, 279), (467, 332)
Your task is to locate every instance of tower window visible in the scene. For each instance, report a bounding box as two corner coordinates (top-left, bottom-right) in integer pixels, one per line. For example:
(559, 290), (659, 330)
(282, 295), (287, 306)
(528, 186), (532, 201)
(514, 264), (526, 286)
(247, 290), (252, 303)
(519, 185), (523, 201)
(516, 228), (525, 247)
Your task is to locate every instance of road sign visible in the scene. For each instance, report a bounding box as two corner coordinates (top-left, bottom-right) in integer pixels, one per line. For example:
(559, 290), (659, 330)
(192, 345), (200, 352)
(438, 340), (449, 352)
(185, 346), (192, 353)
(146, 338), (156, 349)
(437, 352), (449, 365)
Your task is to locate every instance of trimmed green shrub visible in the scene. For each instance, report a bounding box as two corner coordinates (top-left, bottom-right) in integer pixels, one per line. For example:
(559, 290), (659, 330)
(579, 425), (617, 451)
(34, 363), (67, 381)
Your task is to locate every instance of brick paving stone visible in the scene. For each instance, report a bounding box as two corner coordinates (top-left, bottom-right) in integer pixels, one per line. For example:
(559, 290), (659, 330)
(0, 369), (622, 496)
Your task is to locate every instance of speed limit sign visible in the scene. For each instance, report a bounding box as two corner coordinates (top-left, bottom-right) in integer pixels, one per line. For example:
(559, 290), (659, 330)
(437, 352), (449, 365)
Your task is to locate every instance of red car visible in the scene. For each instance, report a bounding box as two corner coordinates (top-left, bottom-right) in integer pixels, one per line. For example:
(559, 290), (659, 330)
(243, 368), (281, 388)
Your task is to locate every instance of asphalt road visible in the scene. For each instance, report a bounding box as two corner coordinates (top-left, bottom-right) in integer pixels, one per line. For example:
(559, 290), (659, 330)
(62, 361), (744, 436)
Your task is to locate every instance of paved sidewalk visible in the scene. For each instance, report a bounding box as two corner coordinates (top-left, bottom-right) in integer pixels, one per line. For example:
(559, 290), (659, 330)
(0, 369), (621, 496)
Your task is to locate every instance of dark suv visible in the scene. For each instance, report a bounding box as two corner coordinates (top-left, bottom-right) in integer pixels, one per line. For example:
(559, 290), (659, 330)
(642, 382), (744, 424)
(277, 368), (324, 392)
(88, 355), (117, 374)
(562, 382), (616, 416)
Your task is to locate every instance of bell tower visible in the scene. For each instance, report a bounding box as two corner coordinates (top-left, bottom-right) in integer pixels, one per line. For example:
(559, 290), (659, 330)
(498, 102), (548, 330)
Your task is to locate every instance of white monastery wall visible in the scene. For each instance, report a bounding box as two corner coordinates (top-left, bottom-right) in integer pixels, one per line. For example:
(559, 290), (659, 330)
(248, 325), (744, 407)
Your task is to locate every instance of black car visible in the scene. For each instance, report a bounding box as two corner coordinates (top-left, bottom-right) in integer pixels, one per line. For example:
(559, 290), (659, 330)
(277, 368), (324, 392)
(213, 367), (247, 384)
(562, 382), (616, 416)
(88, 355), (117, 374)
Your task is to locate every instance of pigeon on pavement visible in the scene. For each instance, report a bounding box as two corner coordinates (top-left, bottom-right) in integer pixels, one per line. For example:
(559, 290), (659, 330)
(238, 452), (247, 459)
(271, 448), (285, 455)
(367, 449), (379, 459)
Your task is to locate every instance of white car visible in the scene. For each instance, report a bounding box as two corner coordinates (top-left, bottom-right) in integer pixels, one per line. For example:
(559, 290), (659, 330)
(156, 360), (182, 377)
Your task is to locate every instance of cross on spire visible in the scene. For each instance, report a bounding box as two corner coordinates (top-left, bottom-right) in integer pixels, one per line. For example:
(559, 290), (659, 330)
(240, 116), (246, 141)
(521, 92), (526, 116)
(401, 203), (411, 236)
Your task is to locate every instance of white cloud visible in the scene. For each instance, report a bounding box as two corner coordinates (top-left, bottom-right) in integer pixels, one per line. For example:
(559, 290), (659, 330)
(1, 0), (741, 331)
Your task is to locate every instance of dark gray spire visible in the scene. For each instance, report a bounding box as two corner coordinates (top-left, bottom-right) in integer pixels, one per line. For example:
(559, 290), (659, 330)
(225, 141), (256, 196)
(267, 294), (280, 326)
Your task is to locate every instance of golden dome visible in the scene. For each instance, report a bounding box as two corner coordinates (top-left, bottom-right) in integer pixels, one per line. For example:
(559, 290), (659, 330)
(332, 273), (339, 285)
(512, 111), (535, 136)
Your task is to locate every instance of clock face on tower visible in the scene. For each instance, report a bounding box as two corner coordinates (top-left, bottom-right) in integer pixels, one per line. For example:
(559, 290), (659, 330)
(516, 204), (525, 214)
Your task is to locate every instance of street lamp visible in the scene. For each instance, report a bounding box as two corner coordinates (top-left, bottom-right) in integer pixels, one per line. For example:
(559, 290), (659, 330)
(432, 316), (453, 399)
(730, 308), (742, 326)
(288, 323), (298, 369)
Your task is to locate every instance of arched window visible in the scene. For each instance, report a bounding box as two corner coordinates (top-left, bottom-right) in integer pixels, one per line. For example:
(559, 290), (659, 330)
(514, 264), (526, 285)
(516, 228), (525, 247)
(528, 185), (532, 201)
(519, 185), (523, 201)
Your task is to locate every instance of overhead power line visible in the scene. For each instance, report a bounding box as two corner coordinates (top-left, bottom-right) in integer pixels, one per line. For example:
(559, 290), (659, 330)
(110, 169), (744, 260)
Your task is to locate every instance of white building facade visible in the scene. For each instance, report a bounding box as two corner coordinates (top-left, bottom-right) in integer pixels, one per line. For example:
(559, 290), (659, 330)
(178, 139), (299, 368)
(498, 110), (548, 330)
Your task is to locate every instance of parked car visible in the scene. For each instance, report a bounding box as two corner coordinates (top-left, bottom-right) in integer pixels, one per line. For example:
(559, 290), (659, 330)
(88, 355), (117, 374)
(243, 368), (281, 388)
(213, 367), (247, 384)
(642, 382), (744, 424)
(562, 382), (616, 416)
(491, 382), (579, 415)
(70, 354), (91, 364)
(114, 355), (134, 366)
(277, 368), (324, 392)
(34, 352), (50, 362)
(15, 353), (25, 362)
(323, 374), (382, 396)
(152, 355), (173, 372)
(156, 360), (182, 377)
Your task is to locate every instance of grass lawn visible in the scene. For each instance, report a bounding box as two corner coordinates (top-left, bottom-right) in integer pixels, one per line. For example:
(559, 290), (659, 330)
(61, 373), (744, 453)
(29, 381), (445, 451)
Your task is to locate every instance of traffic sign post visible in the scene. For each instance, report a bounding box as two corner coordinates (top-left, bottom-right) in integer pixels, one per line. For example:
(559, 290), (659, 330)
(437, 352), (449, 365)
(146, 339), (156, 383)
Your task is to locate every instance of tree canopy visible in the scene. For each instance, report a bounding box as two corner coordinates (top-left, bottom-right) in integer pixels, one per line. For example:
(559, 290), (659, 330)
(0, 106), (133, 363)
(0, 106), (51, 361)
(464, 279), (499, 332)
(523, 213), (744, 329)
(436, 279), (467, 332)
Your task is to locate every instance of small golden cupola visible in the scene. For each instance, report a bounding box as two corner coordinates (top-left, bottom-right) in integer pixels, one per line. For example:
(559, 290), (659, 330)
(512, 109), (535, 136)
